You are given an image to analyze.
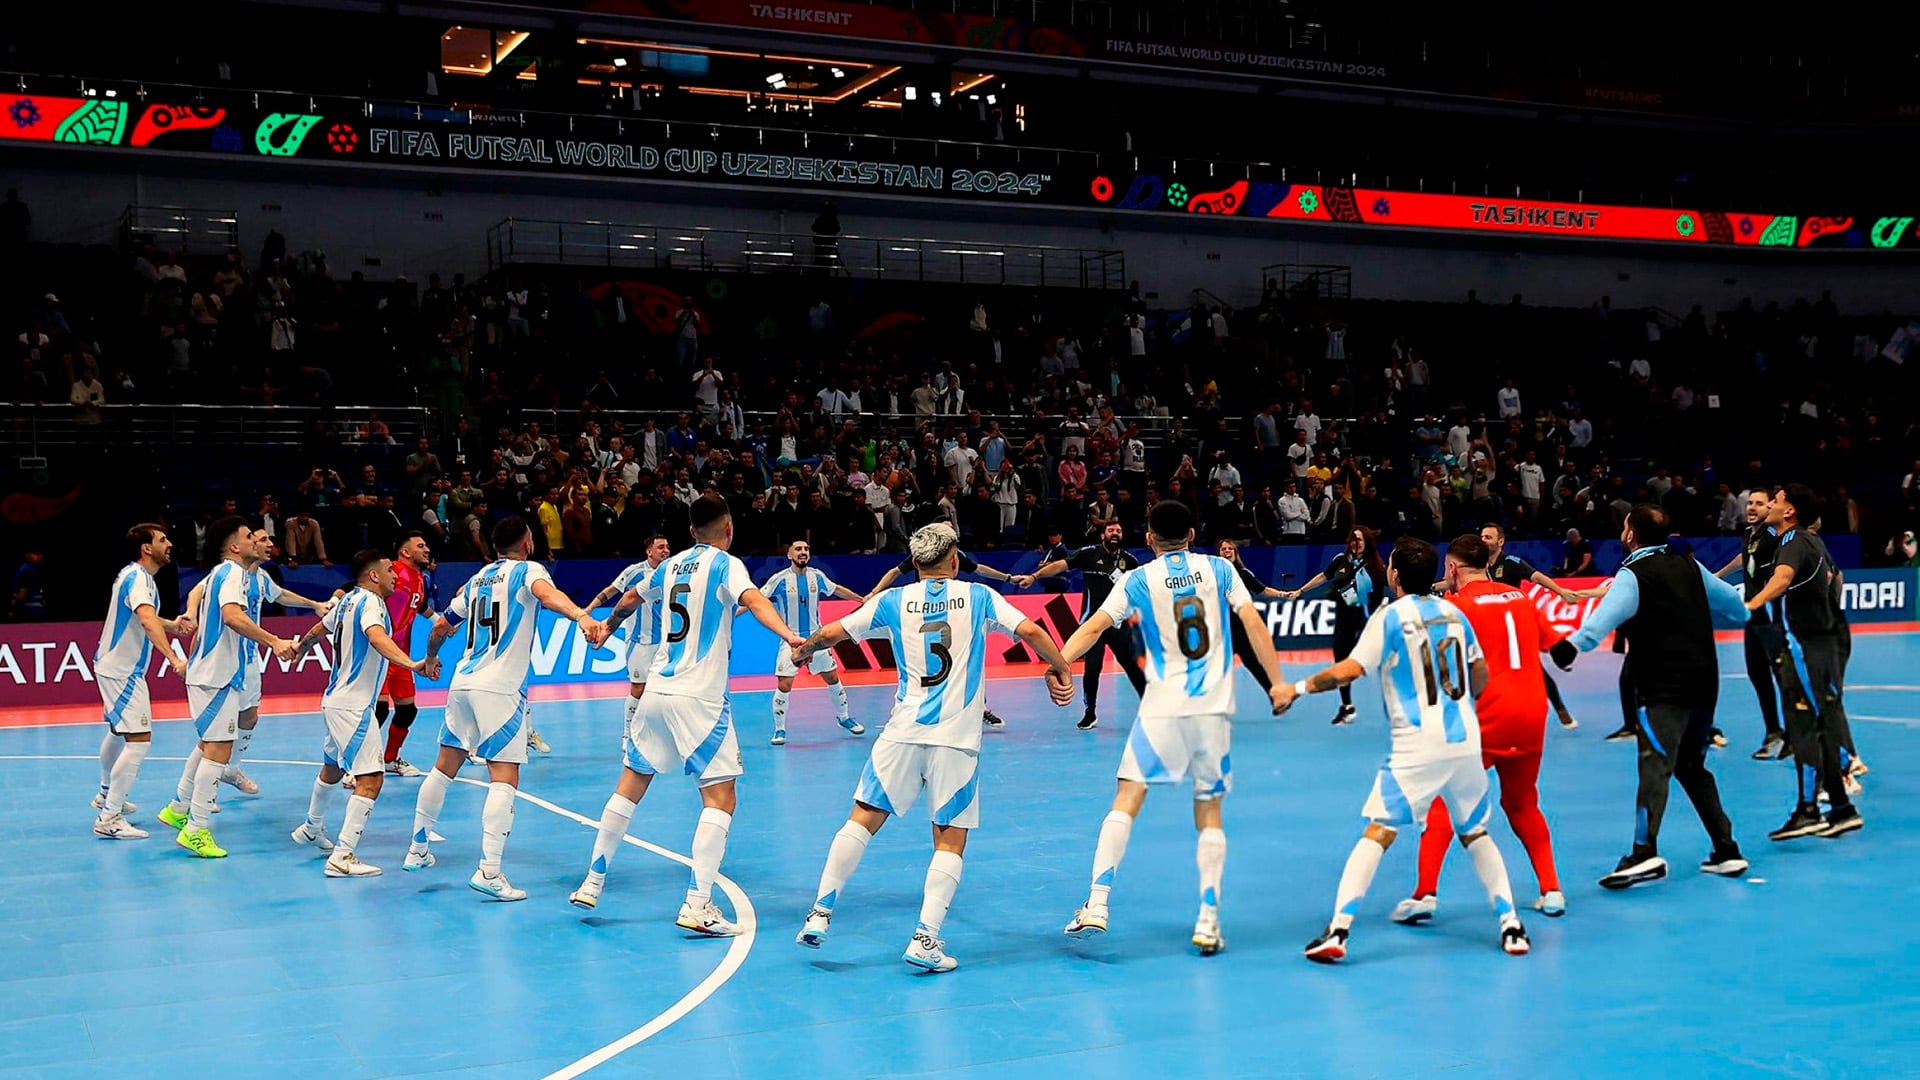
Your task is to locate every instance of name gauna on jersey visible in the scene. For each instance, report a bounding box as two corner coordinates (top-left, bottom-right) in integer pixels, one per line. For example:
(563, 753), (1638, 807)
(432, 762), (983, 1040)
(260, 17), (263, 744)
(1165, 572), (1204, 589)
(907, 597), (967, 615)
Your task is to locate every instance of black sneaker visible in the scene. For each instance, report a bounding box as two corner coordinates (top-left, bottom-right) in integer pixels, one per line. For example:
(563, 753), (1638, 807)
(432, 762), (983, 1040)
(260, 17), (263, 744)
(1076, 709), (1098, 732)
(982, 710), (1005, 730)
(1330, 705), (1357, 726)
(1710, 729), (1729, 749)
(1700, 846), (1749, 876)
(1818, 807), (1863, 838)
(1303, 925), (1349, 963)
(1598, 852), (1668, 890)
(1768, 807), (1826, 842)
(1751, 733), (1786, 760)
(1603, 726), (1638, 743)
(1501, 922), (1530, 956)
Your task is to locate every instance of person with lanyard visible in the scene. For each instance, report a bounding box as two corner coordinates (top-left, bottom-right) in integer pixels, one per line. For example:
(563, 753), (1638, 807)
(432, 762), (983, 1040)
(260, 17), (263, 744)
(867, 547), (1018, 729)
(1477, 524), (1582, 732)
(1714, 489), (1789, 760)
(1212, 539), (1285, 697)
(1015, 519), (1147, 731)
(1281, 527), (1387, 725)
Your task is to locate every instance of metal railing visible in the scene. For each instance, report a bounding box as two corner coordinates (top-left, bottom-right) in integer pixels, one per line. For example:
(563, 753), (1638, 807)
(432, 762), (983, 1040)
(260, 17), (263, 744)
(488, 218), (1125, 290)
(1259, 263), (1352, 302)
(121, 205), (239, 256)
(0, 403), (432, 451)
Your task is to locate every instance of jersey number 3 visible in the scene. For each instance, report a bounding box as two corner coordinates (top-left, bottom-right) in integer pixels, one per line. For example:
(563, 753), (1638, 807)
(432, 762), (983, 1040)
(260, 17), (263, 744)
(920, 619), (953, 691)
(1173, 595), (1210, 660)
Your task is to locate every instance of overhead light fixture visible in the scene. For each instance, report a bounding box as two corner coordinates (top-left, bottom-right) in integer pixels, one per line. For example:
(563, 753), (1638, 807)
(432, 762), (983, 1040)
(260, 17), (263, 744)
(904, 85), (917, 101)
(767, 72), (787, 89)
(930, 91), (942, 105)
(985, 94), (996, 104)
(830, 67), (845, 78)
(613, 57), (628, 67)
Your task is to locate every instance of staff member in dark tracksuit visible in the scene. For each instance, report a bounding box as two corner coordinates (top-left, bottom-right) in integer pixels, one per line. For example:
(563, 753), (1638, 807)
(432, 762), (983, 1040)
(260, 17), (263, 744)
(1283, 527), (1386, 725)
(1017, 519), (1145, 731)
(1715, 488), (1789, 759)
(1215, 539), (1285, 696)
(1552, 505), (1750, 891)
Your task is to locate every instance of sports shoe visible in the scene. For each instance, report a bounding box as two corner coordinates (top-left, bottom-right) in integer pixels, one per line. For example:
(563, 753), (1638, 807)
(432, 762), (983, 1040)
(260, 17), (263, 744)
(176, 826), (227, 858)
(220, 768), (260, 795)
(770, 728), (787, 747)
(1710, 729), (1729, 749)
(291, 821), (335, 853)
(1303, 925), (1349, 963)
(1700, 847), (1749, 876)
(1819, 807), (1863, 838)
(903, 928), (957, 973)
(982, 709), (1005, 730)
(796, 905), (833, 948)
(1603, 725), (1638, 743)
(528, 730), (552, 755)
(1752, 733), (1786, 760)
(324, 852), (382, 877)
(92, 793), (137, 814)
(1331, 705), (1357, 726)
(1064, 904), (1109, 938)
(838, 716), (866, 736)
(385, 758), (424, 778)
(1554, 707), (1579, 730)
(1191, 907), (1225, 956)
(1390, 896), (1437, 925)
(1077, 709), (1099, 731)
(157, 804), (190, 831)
(1535, 891), (1566, 917)
(569, 878), (603, 909)
(1598, 852), (1668, 890)
(1501, 922), (1531, 956)
(469, 869), (527, 901)
(678, 897), (741, 937)
(94, 814), (149, 840)
(1848, 754), (1870, 778)
(1843, 773), (1864, 797)
(1768, 807), (1827, 842)
(403, 848), (436, 872)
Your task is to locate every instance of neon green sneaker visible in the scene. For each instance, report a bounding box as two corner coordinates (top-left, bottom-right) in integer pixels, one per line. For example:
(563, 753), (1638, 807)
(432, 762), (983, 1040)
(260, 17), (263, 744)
(157, 804), (189, 831)
(176, 826), (227, 858)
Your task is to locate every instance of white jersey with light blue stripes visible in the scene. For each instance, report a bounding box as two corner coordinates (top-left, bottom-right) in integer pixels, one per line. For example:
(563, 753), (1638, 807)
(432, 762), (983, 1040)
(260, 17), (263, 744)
(95, 563), (161, 680)
(1348, 593), (1485, 761)
(762, 564), (838, 638)
(609, 559), (665, 648)
(187, 560), (255, 690)
(321, 587), (393, 714)
(1097, 550), (1250, 720)
(637, 544), (758, 704)
(838, 577), (1028, 751)
(441, 558), (555, 696)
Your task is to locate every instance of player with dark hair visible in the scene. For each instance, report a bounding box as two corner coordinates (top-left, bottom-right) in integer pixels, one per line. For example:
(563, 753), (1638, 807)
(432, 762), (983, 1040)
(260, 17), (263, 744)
(89, 524), (192, 839)
(1715, 488), (1789, 759)
(1477, 523), (1581, 731)
(1282, 527), (1387, 724)
(379, 531), (434, 777)
(1015, 518), (1146, 730)
(762, 539), (867, 745)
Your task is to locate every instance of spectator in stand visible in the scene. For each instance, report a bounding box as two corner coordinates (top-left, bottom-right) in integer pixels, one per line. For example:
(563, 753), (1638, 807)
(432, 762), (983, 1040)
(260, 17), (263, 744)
(1497, 377), (1523, 419)
(1209, 452), (1242, 503)
(1558, 528), (1595, 576)
(1287, 429), (1314, 480)
(1277, 479), (1310, 543)
(691, 356), (724, 421)
(405, 436), (443, 496)
(11, 549), (46, 620)
(563, 488), (595, 556)
(284, 508), (328, 567)
(535, 487), (566, 558)
(1057, 445), (1088, 494)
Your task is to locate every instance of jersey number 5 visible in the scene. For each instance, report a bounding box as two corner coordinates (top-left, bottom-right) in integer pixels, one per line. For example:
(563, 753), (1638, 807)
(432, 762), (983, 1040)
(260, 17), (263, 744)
(919, 619), (953, 693)
(667, 583), (692, 644)
(1173, 595), (1210, 660)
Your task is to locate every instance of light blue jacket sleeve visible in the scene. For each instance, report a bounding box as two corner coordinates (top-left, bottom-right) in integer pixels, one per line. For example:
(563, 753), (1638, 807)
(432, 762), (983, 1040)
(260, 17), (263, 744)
(1568, 570), (1639, 652)
(1698, 564), (1754, 628)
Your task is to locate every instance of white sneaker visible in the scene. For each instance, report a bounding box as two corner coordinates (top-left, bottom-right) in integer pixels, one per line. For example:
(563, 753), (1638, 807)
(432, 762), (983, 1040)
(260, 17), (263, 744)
(469, 868), (527, 901)
(403, 848), (436, 872)
(92, 793), (137, 814)
(770, 728), (787, 747)
(838, 716), (866, 736)
(1535, 890), (1567, 917)
(291, 821), (335, 852)
(569, 878), (603, 909)
(1391, 896), (1438, 925)
(796, 905), (833, 948)
(1191, 906), (1225, 956)
(93, 814), (149, 840)
(677, 897), (740, 937)
(385, 758), (424, 778)
(220, 768), (260, 795)
(1843, 774), (1865, 798)
(528, 730), (552, 755)
(903, 928), (957, 972)
(325, 852), (382, 877)
(1064, 904), (1109, 938)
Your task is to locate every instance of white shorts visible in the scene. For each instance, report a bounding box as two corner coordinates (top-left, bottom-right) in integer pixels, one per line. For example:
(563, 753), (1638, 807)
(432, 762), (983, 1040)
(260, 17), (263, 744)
(1362, 752), (1492, 833)
(98, 674), (151, 735)
(775, 645), (837, 679)
(627, 641), (660, 684)
(187, 682), (240, 743)
(439, 689), (529, 765)
(854, 737), (980, 828)
(625, 693), (742, 787)
(322, 704), (384, 775)
(239, 657), (263, 712)
(1118, 713), (1231, 799)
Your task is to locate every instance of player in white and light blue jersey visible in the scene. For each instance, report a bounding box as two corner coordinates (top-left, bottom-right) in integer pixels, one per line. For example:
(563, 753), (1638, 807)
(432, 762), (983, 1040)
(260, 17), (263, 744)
(287, 550), (435, 878)
(1289, 535), (1531, 962)
(596, 534), (672, 776)
(569, 496), (803, 937)
(409, 516), (607, 901)
(89, 523), (192, 840)
(790, 523), (1074, 973)
(1055, 501), (1290, 956)
(762, 539), (866, 745)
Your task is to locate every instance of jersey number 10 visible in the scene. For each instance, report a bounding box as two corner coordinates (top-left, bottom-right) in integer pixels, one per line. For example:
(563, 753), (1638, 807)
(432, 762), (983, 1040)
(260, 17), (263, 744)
(1417, 634), (1467, 706)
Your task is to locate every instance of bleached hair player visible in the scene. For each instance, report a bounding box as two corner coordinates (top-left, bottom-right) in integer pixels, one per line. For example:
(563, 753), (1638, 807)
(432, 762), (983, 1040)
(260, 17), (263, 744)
(90, 523), (193, 840)
(1057, 500), (1293, 956)
(568, 495), (804, 938)
(791, 523), (1075, 973)
(595, 533), (671, 750)
(408, 516), (609, 901)
(762, 539), (868, 746)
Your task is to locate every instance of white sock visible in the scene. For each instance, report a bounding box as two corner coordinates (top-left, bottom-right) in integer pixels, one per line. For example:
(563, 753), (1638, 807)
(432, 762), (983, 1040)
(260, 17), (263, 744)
(479, 781), (516, 875)
(829, 683), (849, 720)
(587, 793), (637, 885)
(1465, 833), (1520, 926)
(624, 694), (642, 730)
(173, 746), (203, 810)
(685, 806), (731, 903)
(772, 691), (789, 729)
(1332, 836), (1388, 931)
(188, 755), (224, 829)
(812, 821), (874, 911)
(1088, 810), (1134, 907)
(338, 794), (375, 856)
(916, 850), (964, 937)
(227, 726), (254, 773)
(98, 732), (122, 793)
(410, 768), (452, 852)
(306, 776), (338, 830)
(103, 740), (149, 818)
(1196, 826), (1226, 909)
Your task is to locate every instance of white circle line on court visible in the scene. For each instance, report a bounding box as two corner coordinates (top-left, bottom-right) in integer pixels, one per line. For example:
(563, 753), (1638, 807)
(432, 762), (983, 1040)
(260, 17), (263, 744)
(0, 753), (755, 1079)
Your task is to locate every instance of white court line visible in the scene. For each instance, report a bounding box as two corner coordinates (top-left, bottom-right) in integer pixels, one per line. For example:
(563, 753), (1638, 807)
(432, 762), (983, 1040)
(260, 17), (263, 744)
(1849, 715), (1920, 727)
(0, 753), (754, 1078)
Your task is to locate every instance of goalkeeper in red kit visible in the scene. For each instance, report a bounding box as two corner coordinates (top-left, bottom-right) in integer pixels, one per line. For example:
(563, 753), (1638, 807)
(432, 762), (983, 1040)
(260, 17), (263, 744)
(378, 532), (434, 777)
(1392, 532), (1569, 923)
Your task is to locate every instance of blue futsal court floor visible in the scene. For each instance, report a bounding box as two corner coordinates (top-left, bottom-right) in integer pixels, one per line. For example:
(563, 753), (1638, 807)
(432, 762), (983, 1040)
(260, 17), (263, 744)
(3, 635), (1916, 1078)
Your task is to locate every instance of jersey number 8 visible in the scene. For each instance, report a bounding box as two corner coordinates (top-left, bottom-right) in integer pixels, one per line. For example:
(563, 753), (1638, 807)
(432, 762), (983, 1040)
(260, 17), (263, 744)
(1172, 595), (1210, 660)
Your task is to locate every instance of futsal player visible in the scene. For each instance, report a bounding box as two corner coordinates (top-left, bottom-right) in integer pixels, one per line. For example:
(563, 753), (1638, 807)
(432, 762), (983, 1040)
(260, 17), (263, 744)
(1391, 533), (1568, 924)
(1281, 527), (1387, 724)
(407, 517), (609, 900)
(377, 531), (433, 777)
(567, 496), (802, 934)
(1295, 536), (1533, 961)
(791, 523), (1075, 972)
(1480, 524), (1582, 731)
(868, 548), (1018, 729)
(594, 533), (670, 754)
(90, 523), (191, 839)
(157, 517), (302, 857)
(1014, 518), (1145, 730)
(288, 550), (438, 877)
(1058, 501), (1291, 956)
(762, 540), (867, 745)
